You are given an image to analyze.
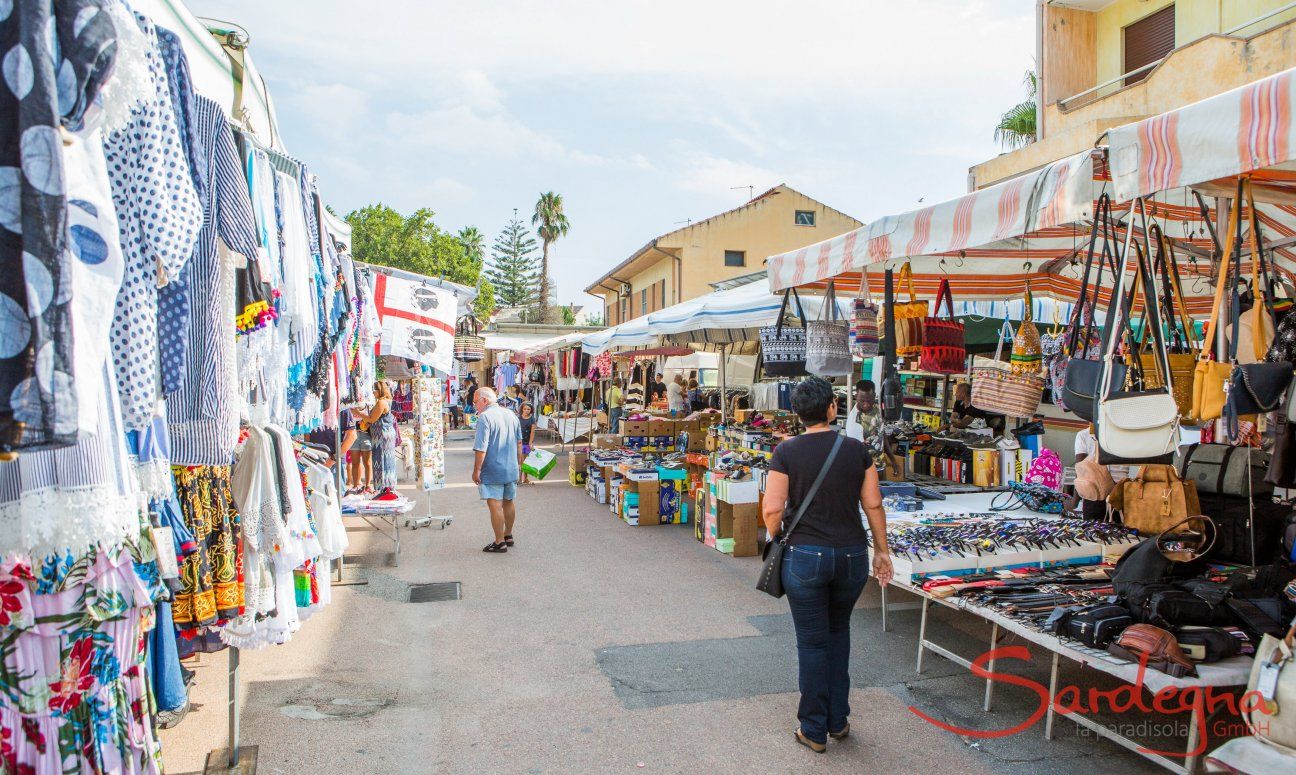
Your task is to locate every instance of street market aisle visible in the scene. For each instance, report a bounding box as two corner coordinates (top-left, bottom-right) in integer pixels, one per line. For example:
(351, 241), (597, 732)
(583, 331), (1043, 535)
(161, 433), (1160, 774)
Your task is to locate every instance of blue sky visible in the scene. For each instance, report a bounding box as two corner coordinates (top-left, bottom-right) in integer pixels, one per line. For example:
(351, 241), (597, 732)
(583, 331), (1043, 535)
(188, 1), (1035, 308)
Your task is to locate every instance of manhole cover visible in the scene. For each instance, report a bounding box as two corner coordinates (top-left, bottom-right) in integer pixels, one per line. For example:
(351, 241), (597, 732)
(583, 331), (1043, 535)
(409, 582), (462, 602)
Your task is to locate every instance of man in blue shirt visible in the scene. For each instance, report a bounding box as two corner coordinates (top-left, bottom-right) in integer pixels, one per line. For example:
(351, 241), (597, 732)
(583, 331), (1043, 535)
(472, 387), (523, 553)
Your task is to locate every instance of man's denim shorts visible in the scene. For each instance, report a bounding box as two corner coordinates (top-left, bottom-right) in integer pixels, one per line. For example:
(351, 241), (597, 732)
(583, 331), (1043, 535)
(478, 482), (517, 501)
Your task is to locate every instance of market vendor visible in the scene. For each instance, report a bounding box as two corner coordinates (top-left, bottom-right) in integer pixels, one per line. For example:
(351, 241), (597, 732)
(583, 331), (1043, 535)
(949, 382), (1000, 431)
(845, 380), (880, 445)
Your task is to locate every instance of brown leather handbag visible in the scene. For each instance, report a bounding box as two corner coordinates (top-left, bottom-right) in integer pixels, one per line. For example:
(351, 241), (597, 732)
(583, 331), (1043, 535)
(1105, 464), (1201, 536)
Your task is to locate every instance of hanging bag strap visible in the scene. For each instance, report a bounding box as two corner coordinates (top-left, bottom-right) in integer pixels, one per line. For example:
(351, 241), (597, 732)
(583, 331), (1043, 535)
(1200, 178), (1245, 366)
(855, 268), (874, 306)
(935, 277), (955, 319)
(1069, 194), (1114, 358)
(822, 281), (840, 322)
(995, 318), (1015, 361)
(776, 432), (845, 544)
(900, 261), (918, 303)
(1245, 180), (1274, 360)
(1162, 231), (1201, 355)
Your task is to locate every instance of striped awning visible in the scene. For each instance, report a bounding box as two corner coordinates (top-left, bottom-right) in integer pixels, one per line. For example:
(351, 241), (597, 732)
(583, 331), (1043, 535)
(767, 149), (1101, 293)
(1107, 66), (1296, 203)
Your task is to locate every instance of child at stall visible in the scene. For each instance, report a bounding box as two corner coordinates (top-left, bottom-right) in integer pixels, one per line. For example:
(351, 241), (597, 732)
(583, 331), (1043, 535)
(519, 403), (537, 485)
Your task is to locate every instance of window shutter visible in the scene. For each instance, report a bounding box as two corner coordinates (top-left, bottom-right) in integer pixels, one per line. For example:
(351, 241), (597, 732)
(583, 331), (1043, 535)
(1123, 4), (1174, 86)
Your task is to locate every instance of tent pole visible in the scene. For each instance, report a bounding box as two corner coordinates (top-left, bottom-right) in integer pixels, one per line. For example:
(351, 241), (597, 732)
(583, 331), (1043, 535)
(719, 343), (728, 424)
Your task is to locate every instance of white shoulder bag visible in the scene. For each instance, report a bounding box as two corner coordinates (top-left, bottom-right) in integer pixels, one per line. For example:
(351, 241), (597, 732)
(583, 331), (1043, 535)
(1095, 199), (1180, 464)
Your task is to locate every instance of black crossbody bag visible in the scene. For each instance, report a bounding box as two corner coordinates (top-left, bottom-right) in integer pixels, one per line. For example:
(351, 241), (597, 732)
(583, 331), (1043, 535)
(756, 433), (845, 598)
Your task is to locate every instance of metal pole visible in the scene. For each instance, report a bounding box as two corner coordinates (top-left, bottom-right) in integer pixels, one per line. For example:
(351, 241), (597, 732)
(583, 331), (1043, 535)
(719, 343), (728, 424)
(228, 646), (240, 767)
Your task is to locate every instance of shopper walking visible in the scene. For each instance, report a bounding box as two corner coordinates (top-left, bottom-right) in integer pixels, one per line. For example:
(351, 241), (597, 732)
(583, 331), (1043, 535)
(519, 403), (537, 485)
(361, 381), (399, 497)
(760, 377), (892, 753)
(472, 387), (523, 553)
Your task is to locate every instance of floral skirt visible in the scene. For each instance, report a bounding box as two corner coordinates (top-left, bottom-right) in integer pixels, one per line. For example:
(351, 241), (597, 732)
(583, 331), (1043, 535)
(171, 465), (243, 630)
(0, 544), (163, 775)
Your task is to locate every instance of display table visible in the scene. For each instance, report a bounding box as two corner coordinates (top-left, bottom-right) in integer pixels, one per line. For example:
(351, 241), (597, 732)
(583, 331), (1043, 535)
(341, 496), (415, 565)
(539, 414), (596, 443)
(879, 560), (1251, 774)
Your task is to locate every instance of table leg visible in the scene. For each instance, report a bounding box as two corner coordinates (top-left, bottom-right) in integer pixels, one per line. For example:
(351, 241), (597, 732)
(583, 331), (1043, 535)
(983, 621), (999, 712)
(916, 596), (930, 674)
(1044, 651), (1060, 740)
(1184, 688), (1204, 775)
(393, 514), (400, 566)
(881, 583), (889, 633)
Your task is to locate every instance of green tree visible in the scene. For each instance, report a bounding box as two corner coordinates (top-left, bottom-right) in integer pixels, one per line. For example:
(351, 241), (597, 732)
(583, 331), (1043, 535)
(457, 226), (485, 269)
(994, 70), (1037, 149)
(345, 203), (495, 317)
(472, 278), (497, 320)
(486, 210), (541, 309)
(560, 305), (576, 325)
(532, 191), (571, 323)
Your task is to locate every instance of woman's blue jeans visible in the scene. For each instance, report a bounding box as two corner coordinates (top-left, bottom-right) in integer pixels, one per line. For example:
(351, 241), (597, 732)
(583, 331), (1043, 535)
(781, 544), (870, 744)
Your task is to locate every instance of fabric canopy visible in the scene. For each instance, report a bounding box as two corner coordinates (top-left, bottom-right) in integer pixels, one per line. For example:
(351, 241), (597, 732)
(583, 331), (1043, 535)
(516, 331), (587, 357)
(767, 149), (1099, 293)
(1108, 66), (1296, 203)
(581, 281), (846, 355)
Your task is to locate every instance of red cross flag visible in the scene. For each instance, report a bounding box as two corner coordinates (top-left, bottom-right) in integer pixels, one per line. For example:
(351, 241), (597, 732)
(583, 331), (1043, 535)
(372, 273), (456, 376)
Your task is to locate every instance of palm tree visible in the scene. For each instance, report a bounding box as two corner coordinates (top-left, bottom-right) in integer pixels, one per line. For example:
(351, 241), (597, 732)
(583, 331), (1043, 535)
(994, 70), (1037, 149)
(457, 226), (485, 270)
(532, 192), (570, 323)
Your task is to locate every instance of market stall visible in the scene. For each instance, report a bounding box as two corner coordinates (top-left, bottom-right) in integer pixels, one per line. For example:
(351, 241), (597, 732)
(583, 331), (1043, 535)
(750, 65), (1296, 770)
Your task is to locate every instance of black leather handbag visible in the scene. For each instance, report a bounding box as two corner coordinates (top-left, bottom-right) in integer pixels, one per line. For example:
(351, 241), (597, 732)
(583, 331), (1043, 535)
(1063, 195), (1123, 422)
(757, 433), (844, 598)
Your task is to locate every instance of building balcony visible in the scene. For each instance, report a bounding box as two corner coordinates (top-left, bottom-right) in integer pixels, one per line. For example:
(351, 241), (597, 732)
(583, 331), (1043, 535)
(970, 3), (1296, 189)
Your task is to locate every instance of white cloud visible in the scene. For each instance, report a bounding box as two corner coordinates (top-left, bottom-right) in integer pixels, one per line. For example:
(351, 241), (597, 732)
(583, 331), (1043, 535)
(673, 152), (784, 196)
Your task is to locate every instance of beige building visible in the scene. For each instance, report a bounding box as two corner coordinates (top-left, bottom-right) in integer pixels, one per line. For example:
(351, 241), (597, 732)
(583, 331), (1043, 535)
(972, 0), (1296, 188)
(585, 185), (860, 325)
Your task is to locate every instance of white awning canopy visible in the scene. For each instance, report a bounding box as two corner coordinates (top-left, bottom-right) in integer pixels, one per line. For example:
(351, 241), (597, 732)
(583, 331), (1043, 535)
(581, 281), (847, 355)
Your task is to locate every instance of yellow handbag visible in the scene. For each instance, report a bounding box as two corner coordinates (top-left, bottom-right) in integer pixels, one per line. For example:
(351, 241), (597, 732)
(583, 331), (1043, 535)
(1189, 182), (1243, 423)
(887, 262), (928, 358)
(1134, 231), (1200, 420)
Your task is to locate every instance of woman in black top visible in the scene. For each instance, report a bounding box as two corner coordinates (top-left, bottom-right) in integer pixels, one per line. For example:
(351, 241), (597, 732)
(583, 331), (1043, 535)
(762, 377), (892, 753)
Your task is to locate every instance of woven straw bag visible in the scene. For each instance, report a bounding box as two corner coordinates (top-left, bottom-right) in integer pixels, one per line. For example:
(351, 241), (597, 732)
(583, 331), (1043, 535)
(1011, 284), (1043, 375)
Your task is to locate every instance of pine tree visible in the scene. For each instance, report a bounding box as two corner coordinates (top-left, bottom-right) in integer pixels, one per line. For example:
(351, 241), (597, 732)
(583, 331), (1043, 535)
(486, 211), (541, 309)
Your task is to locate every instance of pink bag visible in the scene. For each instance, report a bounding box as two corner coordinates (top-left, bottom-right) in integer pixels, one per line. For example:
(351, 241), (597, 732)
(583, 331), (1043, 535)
(1025, 448), (1062, 490)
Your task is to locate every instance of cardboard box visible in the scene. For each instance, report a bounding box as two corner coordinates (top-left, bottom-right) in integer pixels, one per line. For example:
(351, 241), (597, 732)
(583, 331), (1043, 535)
(622, 420), (651, 436)
(716, 502), (760, 556)
(619, 479), (663, 525)
(716, 477), (759, 504)
(624, 436), (647, 450)
(694, 490), (709, 542)
(594, 434), (622, 449)
(569, 451), (589, 471)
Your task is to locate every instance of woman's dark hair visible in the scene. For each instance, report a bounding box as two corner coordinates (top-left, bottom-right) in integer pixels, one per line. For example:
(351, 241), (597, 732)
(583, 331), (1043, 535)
(791, 377), (836, 425)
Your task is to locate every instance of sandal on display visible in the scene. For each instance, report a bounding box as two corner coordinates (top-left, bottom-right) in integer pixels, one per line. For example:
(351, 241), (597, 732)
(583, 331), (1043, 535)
(482, 542), (508, 553)
(794, 729), (825, 753)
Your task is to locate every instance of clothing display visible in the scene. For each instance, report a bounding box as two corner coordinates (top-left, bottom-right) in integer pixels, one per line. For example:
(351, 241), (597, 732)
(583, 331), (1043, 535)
(0, 4), (367, 771)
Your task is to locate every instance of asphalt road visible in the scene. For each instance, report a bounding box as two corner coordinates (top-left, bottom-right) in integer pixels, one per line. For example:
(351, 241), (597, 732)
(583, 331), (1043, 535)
(160, 430), (1169, 774)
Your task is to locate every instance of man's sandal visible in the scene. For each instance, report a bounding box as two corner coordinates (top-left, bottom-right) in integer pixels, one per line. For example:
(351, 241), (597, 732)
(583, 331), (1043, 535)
(482, 542), (508, 553)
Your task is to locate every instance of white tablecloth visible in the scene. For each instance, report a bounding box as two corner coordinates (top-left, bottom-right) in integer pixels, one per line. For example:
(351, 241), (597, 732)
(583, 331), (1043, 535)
(539, 415), (596, 442)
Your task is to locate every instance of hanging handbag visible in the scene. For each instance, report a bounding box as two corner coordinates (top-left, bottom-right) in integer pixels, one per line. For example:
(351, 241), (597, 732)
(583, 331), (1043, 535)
(453, 315), (486, 362)
(806, 282), (853, 377)
(918, 278), (966, 374)
(1073, 452), (1115, 502)
(1064, 195), (1124, 421)
(1176, 443), (1273, 499)
(1095, 199), (1180, 466)
(1010, 281), (1043, 375)
(756, 433), (844, 598)
(1105, 464), (1201, 536)
(1246, 617), (1296, 754)
(890, 262), (927, 358)
(759, 289), (809, 377)
(1134, 228), (1200, 420)
(970, 319), (1044, 418)
(1190, 179), (1246, 423)
(1224, 183), (1293, 438)
(851, 270), (880, 357)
